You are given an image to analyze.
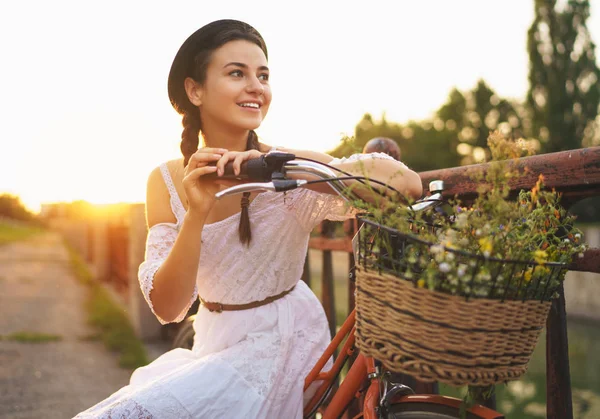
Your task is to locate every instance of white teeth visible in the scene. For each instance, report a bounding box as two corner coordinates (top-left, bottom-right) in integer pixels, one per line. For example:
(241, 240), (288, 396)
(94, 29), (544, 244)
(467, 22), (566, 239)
(239, 103), (259, 108)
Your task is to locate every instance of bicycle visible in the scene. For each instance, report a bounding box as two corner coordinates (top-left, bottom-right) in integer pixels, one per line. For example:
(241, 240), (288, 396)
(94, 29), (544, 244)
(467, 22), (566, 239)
(172, 152), (504, 419)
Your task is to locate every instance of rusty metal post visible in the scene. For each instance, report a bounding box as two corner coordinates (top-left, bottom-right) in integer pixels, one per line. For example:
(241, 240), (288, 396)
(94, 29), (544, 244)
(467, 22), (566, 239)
(321, 220), (337, 339)
(346, 219), (356, 313)
(546, 284), (573, 419)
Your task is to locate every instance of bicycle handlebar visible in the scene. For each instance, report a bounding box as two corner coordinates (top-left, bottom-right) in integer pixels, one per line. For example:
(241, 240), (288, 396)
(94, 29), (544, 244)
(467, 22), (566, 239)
(213, 152), (444, 212)
(205, 152), (297, 181)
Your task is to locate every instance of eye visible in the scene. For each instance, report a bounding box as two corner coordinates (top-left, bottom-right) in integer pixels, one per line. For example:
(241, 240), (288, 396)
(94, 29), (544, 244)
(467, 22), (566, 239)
(229, 70), (243, 77)
(258, 73), (269, 81)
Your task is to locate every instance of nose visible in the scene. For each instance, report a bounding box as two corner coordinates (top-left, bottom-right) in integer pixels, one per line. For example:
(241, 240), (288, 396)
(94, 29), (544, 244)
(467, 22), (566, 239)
(245, 75), (264, 95)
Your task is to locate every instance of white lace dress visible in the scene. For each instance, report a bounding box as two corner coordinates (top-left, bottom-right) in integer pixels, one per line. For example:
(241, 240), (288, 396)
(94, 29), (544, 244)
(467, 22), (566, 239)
(73, 156), (368, 419)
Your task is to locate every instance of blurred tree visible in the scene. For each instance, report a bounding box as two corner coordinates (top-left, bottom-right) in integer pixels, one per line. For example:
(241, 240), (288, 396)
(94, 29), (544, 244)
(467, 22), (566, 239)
(436, 80), (526, 165)
(527, 0), (600, 152)
(0, 194), (36, 222)
(330, 81), (526, 170)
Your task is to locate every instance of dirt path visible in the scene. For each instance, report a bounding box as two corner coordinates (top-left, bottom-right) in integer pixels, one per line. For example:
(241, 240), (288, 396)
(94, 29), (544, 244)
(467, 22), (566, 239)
(0, 233), (131, 419)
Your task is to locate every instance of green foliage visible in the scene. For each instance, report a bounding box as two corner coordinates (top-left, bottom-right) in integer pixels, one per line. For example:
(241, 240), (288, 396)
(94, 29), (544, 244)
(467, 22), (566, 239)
(0, 222), (44, 245)
(0, 194), (37, 223)
(0, 331), (62, 343)
(87, 286), (149, 369)
(67, 245), (149, 369)
(527, 0), (600, 152)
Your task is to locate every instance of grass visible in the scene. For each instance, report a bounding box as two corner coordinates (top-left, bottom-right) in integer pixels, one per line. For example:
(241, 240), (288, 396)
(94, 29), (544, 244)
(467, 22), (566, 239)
(0, 221), (45, 245)
(308, 249), (353, 327)
(66, 245), (149, 369)
(0, 331), (62, 343)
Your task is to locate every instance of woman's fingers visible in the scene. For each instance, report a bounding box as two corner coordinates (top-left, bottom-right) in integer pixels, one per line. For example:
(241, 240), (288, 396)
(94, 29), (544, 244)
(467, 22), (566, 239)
(187, 152), (225, 174)
(198, 147), (228, 155)
(215, 152), (234, 176)
(182, 165), (218, 186)
(232, 153), (247, 176)
(217, 150), (263, 176)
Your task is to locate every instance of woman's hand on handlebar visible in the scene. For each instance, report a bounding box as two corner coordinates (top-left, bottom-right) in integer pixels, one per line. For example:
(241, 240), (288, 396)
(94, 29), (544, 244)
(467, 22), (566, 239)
(183, 147), (229, 218)
(215, 149), (263, 177)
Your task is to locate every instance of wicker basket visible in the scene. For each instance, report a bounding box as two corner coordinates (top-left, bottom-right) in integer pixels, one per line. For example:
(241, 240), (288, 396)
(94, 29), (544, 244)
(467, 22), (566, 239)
(353, 217), (566, 387)
(355, 267), (552, 386)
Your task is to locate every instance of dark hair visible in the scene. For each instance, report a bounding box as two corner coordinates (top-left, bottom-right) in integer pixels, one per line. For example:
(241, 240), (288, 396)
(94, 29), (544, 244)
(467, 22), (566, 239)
(167, 20), (267, 245)
(363, 137), (401, 161)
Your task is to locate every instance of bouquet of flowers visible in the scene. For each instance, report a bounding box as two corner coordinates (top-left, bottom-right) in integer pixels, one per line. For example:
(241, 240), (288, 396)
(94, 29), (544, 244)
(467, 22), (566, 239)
(353, 131), (587, 301)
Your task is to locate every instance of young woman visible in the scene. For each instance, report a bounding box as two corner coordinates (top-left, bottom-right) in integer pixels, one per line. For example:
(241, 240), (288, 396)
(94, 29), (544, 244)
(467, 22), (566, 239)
(75, 19), (422, 418)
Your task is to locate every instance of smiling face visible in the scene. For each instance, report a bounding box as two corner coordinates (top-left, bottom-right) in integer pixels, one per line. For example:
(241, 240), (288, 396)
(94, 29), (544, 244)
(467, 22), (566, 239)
(188, 39), (271, 134)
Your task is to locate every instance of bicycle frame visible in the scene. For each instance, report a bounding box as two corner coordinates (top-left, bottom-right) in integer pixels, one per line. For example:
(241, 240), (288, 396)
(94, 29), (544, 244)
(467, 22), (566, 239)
(303, 308), (382, 419)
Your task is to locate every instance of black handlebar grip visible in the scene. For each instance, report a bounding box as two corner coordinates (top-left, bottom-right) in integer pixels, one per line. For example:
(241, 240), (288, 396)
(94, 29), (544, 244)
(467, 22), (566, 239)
(205, 156), (271, 181)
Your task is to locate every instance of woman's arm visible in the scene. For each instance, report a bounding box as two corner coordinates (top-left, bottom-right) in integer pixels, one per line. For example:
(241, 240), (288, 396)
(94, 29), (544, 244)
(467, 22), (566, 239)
(274, 147), (423, 201)
(144, 167), (206, 323)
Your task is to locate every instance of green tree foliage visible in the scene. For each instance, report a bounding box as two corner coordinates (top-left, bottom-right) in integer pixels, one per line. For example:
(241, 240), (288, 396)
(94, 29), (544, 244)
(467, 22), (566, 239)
(330, 80), (526, 171)
(527, 0), (600, 152)
(0, 194), (36, 222)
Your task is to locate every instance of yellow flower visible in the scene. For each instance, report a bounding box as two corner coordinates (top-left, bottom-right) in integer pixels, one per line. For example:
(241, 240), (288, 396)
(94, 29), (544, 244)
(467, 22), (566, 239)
(443, 240), (457, 250)
(478, 237), (493, 256)
(523, 268), (533, 282)
(417, 279), (426, 288)
(533, 250), (548, 265)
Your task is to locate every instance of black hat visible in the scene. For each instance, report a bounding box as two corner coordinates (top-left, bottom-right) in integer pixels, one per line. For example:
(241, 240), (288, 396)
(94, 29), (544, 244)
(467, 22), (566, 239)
(167, 19), (268, 115)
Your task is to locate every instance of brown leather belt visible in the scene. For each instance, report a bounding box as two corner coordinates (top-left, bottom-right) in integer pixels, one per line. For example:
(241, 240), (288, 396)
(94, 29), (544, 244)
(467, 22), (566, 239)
(200, 285), (296, 313)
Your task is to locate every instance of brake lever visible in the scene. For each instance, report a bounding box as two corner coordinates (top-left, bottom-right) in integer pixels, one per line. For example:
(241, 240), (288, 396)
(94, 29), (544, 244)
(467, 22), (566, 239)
(215, 180), (308, 199)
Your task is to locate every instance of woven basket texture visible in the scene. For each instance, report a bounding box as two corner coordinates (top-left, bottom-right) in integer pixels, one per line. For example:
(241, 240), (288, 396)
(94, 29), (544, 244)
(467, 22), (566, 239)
(355, 267), (552, 387)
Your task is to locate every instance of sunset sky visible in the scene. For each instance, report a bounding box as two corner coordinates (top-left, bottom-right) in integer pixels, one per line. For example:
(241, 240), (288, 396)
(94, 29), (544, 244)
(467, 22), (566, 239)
(1, 0), (599, 212)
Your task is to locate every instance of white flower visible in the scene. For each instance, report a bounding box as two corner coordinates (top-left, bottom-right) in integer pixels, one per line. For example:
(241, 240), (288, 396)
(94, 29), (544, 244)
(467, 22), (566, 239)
(475, 229), (482, 236)
(578, 253), (585, 258)
(446, 252), (455, 261)
(456, 213), (468, 228)
(430, 244), (444, 254)
(439, 262), (451, 273)
(457, 264), (467, 277)
(575, 233), (581, 239)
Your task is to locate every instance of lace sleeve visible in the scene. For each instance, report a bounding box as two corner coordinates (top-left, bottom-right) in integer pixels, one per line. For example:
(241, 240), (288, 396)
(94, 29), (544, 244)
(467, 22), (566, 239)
(137, 222), (198, 325)
(287, 152), (408, 231)
(334, 151), (406, 166)
(286, 188), (355, 232)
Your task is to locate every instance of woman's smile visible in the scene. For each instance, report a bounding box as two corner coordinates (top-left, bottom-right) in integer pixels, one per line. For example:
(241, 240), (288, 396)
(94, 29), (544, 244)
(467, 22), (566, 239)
(237, 101), (262, 112)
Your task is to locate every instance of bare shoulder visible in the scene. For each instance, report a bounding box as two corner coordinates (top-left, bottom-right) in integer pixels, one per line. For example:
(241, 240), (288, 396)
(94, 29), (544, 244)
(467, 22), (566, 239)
(145, 160), (183, 227)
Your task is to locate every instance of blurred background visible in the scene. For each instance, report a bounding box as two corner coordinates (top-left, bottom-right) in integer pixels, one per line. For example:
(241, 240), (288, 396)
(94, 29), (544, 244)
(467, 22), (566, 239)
(1, 1), (599, 418)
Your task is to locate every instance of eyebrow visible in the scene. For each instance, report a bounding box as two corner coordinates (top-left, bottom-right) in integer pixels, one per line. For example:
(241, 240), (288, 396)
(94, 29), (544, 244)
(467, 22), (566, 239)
(224, 62), (269, 72)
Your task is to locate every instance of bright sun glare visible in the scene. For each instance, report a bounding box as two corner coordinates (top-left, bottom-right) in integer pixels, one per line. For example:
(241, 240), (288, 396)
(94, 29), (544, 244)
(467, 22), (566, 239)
(1, 0), (598, 213)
